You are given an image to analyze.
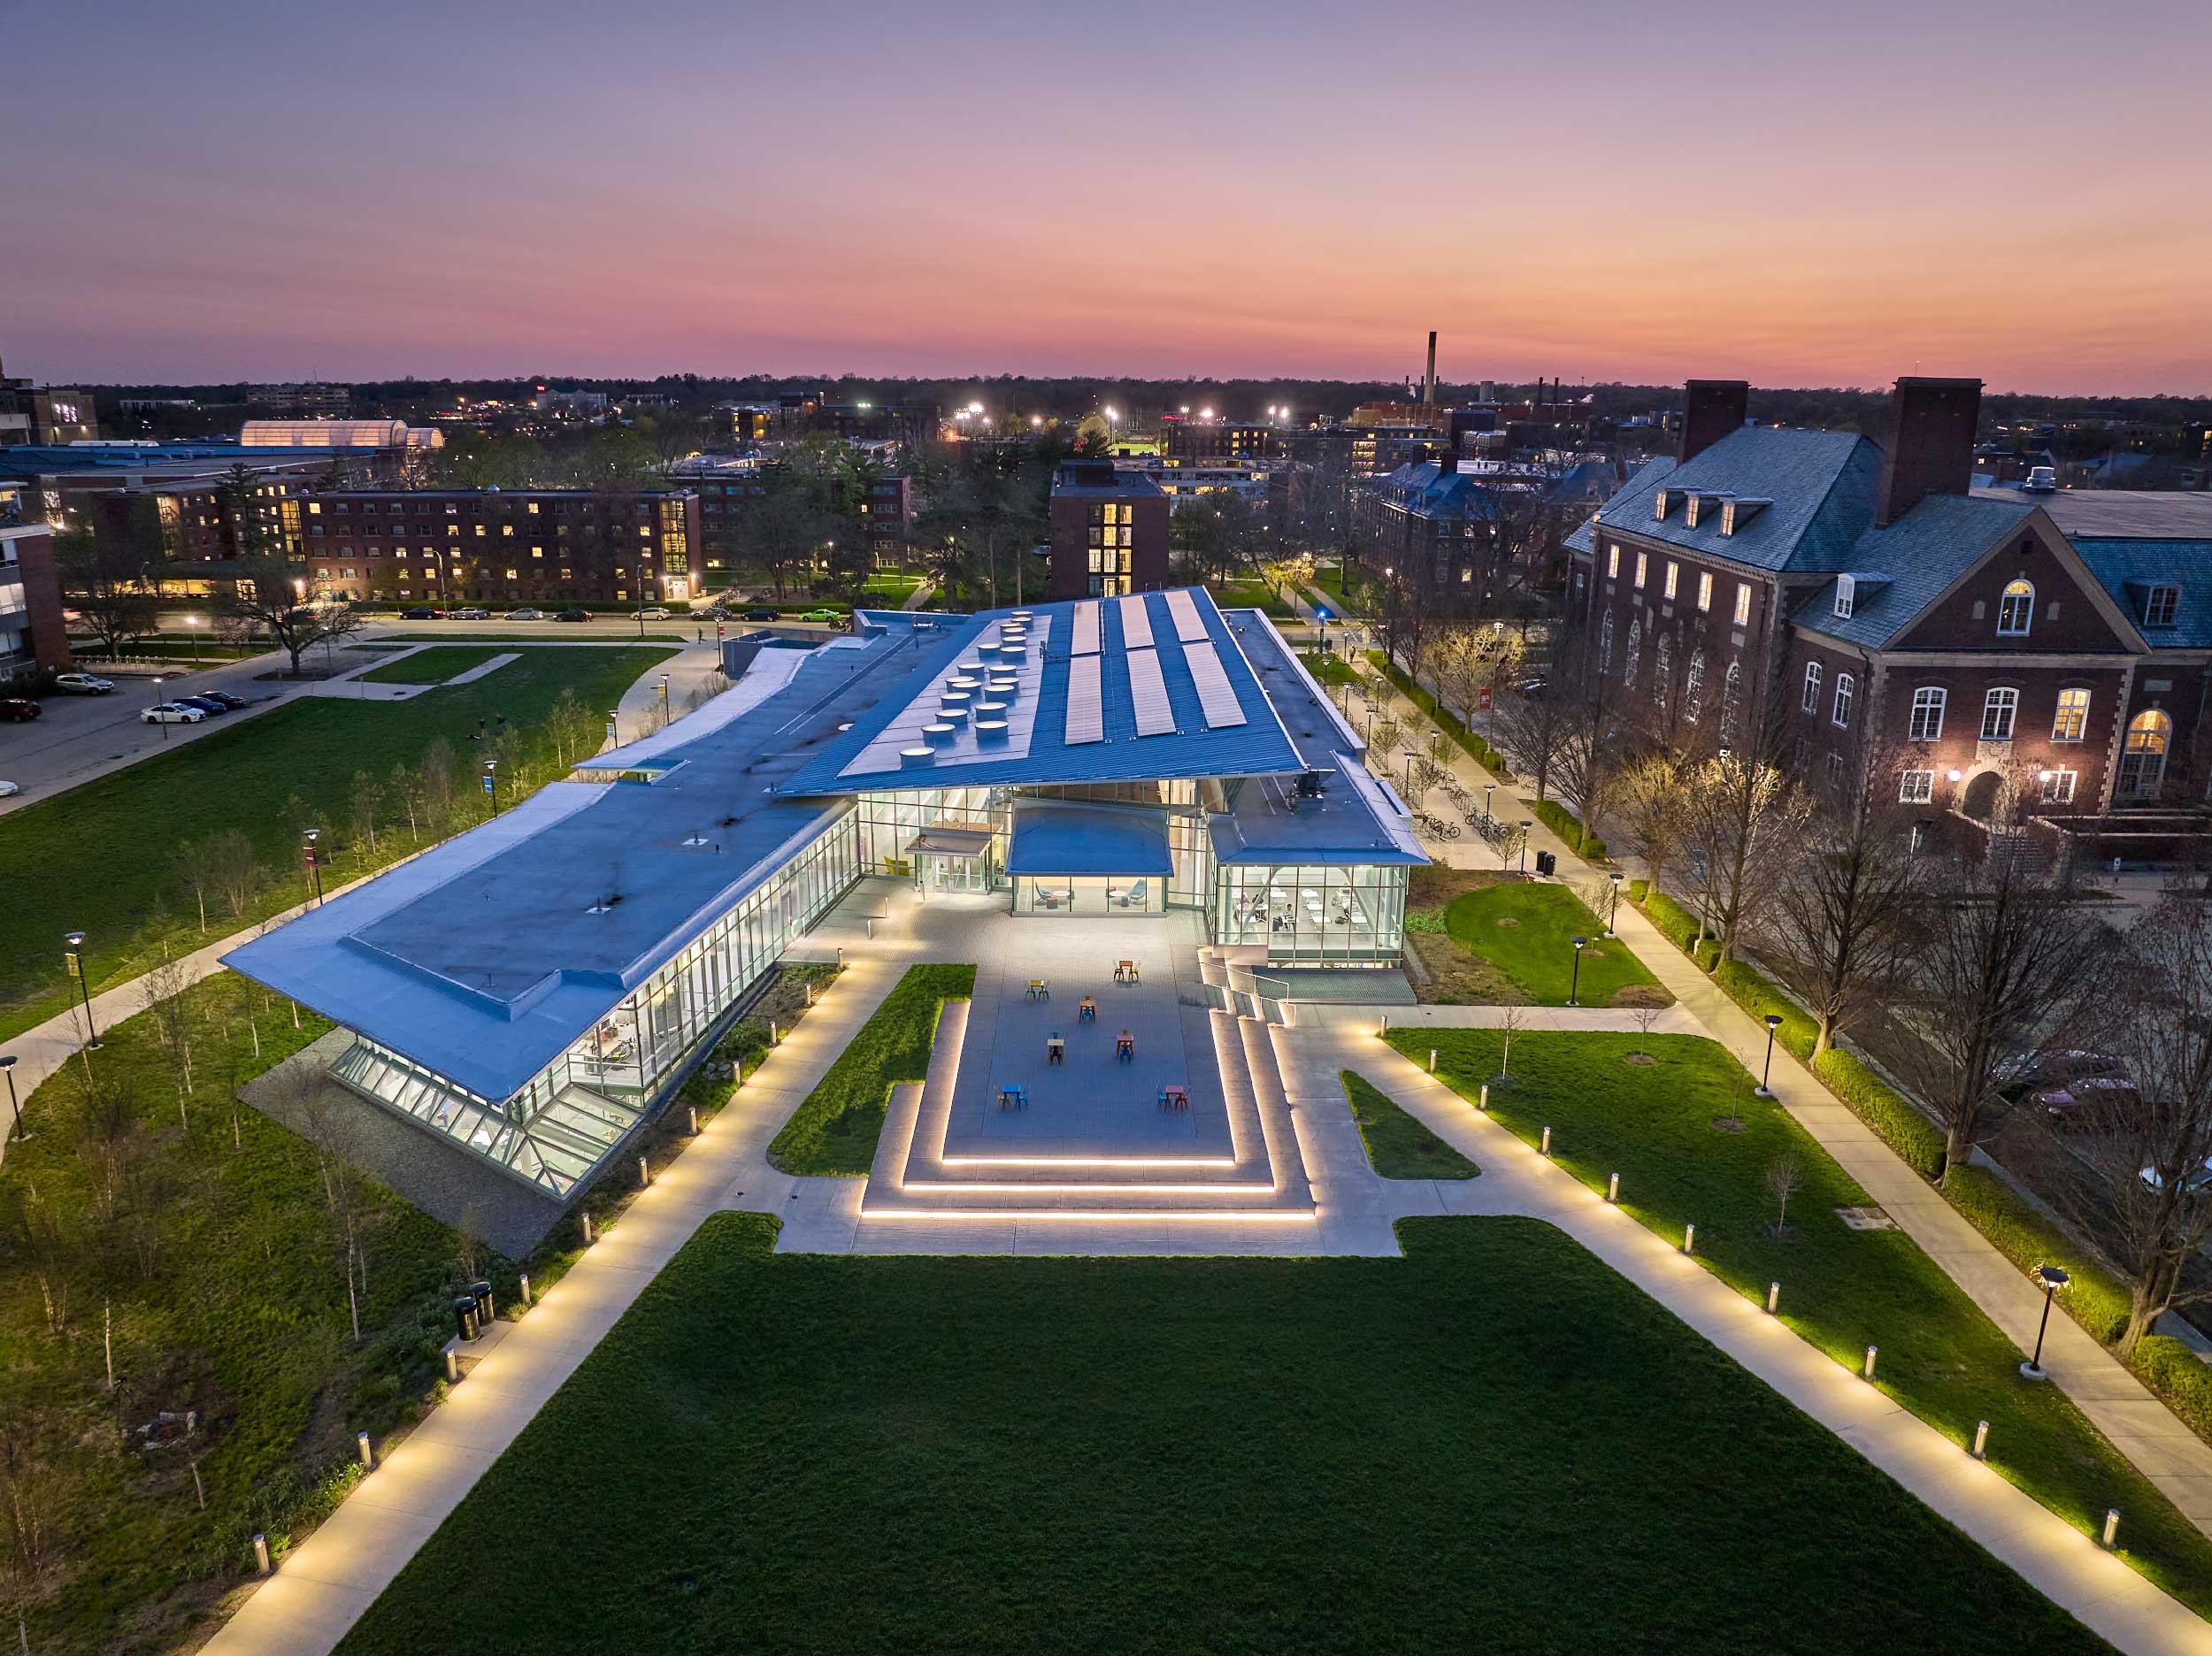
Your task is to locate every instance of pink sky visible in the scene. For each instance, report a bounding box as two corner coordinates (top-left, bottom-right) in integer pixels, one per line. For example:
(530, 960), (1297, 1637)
(13, 2), (2209, 395)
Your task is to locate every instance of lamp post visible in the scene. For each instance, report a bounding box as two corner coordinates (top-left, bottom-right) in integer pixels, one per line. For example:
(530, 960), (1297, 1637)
(1755, 1013), (1783, 1097)
(483, 760), (500, 816)
(64, 932), (100, 1049)
(1606, 871), (1623, 937)
(1, 1054), (21, 1141)
(302, 829), (324, 907)
(1568, 935), (1587, 1006)
(150, 676), (168, 740)
(187, 614), (201, 668)
(1519, 819), (1533, 878)
(1482, 782), (1494, 824)
(2021, 1265), (2070, 1379)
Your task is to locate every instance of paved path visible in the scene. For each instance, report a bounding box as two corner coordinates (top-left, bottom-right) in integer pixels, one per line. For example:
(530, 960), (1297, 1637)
(1373, 656), (2212, 1542)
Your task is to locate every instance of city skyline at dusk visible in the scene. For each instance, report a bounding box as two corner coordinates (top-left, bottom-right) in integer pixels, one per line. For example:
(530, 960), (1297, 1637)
(13, 0), (2210, 396)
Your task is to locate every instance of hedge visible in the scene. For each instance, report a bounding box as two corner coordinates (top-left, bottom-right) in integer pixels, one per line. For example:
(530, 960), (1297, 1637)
(1811, 1048), (1948, 1182)
(1943, 1165), (2132, 1345)
(2131, 1338), (2212, 1443)
(1532, 798), (1604, 860)
(1366, 653), (1513, 780)
(1626, 878), (1649, 904)
(1714, 959), (1818, 1062)
(1639, 890), (1703, 954)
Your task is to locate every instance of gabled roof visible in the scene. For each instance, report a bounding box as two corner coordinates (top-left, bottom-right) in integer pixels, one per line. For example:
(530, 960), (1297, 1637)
(2072, 540), (2212, 649)
(1790, 495), (2037, 649)
(1578, 427), (1883, 572)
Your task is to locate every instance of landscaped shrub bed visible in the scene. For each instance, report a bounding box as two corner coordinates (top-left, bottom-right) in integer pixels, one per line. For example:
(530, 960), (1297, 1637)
(1533, 796), (1604, 859)
(1366, 652), (1513, 778)
(1943, 1167), (2131, 1344)
(767, 963), (975, 1176)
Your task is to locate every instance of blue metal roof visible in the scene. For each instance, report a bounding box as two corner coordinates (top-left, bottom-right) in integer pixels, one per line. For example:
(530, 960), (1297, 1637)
(1005, 801), (1172, 875)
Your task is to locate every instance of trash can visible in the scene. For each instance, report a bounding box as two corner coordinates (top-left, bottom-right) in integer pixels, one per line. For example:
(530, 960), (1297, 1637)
(471, 1280), (494, 1328)
(1535, 850), (1556, 877)
(453, 1295), (479, 1343)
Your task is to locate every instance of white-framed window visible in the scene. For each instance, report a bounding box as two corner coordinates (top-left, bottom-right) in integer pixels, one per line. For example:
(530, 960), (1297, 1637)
(1634, 550), (1648, 588)
(1663, 561), (1678, 600)
(1607, 543), (1620, 579)
(1909, 686), (1946, 741)
(2040, 769), (2077, 804)
(1832, 672), (1855, 729)
(1801, 660), (1823, 713)
(1733, 582), (1752, 625)
(1833, 574), (1855, 618)
(1697, 571), (1714, 611)
(1997, 579), (2034, 637)
(1900, 769), (1934, 804)
(2144, 585), (2179, 627)
(2052, 687), (2089, 742)
(1981, 686), (2018, 740)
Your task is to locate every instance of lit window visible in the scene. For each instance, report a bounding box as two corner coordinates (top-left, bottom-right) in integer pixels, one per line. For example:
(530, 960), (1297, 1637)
(1634, 550), (1647, 588)
(1909, 686), (1946, 741)
(2052, 687), (2089, 741)
(1801, 660), (1822, 713)
(1833, 574), (1855, 619)
(1900, 770), (1933, 803)
(1663, 562), (1678, 600)
(2040, 770), (2077, 804)
(532, 547), (544, 559)
(1607, 543), (1620, 579)
(1981, 686), (2018, 740)
(1832, 672), (1855, 729)
(504, 568), (519, 579)
(1997, 579), (2033, 636)
(1733, 582), (1751, 625)
(527, 502), (540, 515)
(502, 524), (514, 537)
(1696, 571), (1713, 612)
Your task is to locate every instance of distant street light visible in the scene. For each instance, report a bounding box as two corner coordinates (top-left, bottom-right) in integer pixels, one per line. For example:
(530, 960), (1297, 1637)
(1568, 935), (1587, 1006)
(63, 931), (100, 1049)
(2021, 1265), (2070, 1379)
(303, 829), (324, 907)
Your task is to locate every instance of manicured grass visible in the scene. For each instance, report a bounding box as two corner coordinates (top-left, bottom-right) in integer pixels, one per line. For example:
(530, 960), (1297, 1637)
(1340, 1070), (1478, 1178)
(369, 631), (695, 643)
(0, 644), (678, 1043)
(334, 1213), (2109, 1655)
(1207, 578), (1296, 617)
(1394, 1026), (2212, 1615)
(356, 644), (518, 684)
(0, 975), (465, 1652)
(1443, 884), (1667, 1007)
(766, 964), (975, 1176)
(1296, 648), (1359, 688)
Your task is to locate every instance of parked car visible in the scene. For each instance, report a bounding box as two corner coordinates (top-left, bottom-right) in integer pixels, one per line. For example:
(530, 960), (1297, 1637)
(0, 698), (40, 723)
(0, 780), (19, 798)
(2033, 1076), (2144, 1130)
(1995, 1047), (2128, 1104)
(449, 607), (489, 620)
(141, 702), (205, 724)
(799, 608), (841, 624)
(177, 694), (232, 717)
(554, 608), (592, 623)
(509, 608), (546, 620)
(2139, 1158), (2212, 1197)
(634, 606), (670, 620)
(399, 606), (446, 619)
(741, 608), (779, 622)
(199, 690), (250, 709)
(53, 672), (115, 694)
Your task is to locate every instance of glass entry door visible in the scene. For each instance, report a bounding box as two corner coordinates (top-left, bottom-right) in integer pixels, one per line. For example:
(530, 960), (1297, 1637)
(917, 852), (988, 894)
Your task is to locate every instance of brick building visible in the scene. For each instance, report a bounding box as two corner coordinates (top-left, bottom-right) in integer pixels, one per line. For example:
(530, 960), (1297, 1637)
(1567, 378), (2212, 826)
(0, 483), (70, 675)
(1047, 460), (1168, 600)
(300, 487), (701, 605)
(1158, 415), (1281, 465)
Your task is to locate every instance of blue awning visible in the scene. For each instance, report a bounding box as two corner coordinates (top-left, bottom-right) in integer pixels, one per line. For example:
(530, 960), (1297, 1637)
(1005, 803), (1172, 876)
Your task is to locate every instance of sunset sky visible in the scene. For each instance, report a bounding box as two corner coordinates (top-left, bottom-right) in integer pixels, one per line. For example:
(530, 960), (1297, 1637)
(12, 0), (2209, 395)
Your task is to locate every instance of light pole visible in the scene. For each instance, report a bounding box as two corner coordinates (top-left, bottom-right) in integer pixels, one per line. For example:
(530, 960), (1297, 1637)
(484, 759), (501, 816)
(1568, 935), (1587, 1006)
(1755, 1013), (1783, 1097)
(64, 931), (100, 1049)
(1519, 820), (1533, 878)
(303, 829), (325, 907)
(150, 676), (168, 740)
(1, 1054), (20, 1141)
(608, 707), (620, 748)
(1482, 783), (1494, 824)
(2021, 1265), (2070, 1379)
(1606, 871), (1623, 938)
(188, 614), (202, 668)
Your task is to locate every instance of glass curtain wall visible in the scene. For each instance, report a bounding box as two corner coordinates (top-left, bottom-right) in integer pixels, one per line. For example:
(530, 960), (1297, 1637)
(1213, 862), (1408, 965)
(854, 786), (997, 876)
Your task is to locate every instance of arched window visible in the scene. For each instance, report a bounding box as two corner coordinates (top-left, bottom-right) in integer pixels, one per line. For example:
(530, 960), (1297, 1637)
(1599, 611), (1614, 678)
(2118, 708), (2172, 799)
(1623, 618), (1641, 689)
(1655, 634), (1672, 704)
(1720, 658), (1741, 743)
(1685, 648), (1706, 723)
(1997, 579), (2034, 637)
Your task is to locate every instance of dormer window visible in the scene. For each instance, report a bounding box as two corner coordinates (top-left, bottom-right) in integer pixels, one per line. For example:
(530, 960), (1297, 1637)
(2145, 584), (2179, 628)
(1833, 575), (1855, 619)
(1997, 579), (2034, 637)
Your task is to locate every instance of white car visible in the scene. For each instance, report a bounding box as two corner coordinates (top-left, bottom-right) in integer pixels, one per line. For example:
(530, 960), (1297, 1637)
(2139, 1159), (2212, 1197)
(142, 702), (206, 724)
(0, 780), (19, 798)
(637, 607), (671, 620)
(54, 672), (116, 694)
(509, 608), (546, 620)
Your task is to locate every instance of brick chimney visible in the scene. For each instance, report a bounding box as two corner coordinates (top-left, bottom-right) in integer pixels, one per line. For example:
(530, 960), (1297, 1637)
(1877, 376), (1982, 526)
(1678, 380), (1748, 464)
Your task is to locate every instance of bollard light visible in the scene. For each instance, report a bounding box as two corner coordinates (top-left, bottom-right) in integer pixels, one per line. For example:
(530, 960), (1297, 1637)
(1539, 1125), (1552, 1156)
(2103, 1508), (2120, 1548)
(357, 1431), (374, 1471)
(1682, 1223), (1695, 1254)
(805, 980), (816, 1006)
(1378, 1012), (1388, 1037)
(1606, 1171), (1619, 1203)
(1428, 1047), (1437, 1073)
(252, 1533), (271, 1576)
(581, 1212), (596, 1244)
(836, 946), (845, 969)
(1863, 1346), (1878, 1381)
(638, 1155), (651, 1189)
(1766, 1281), (1780, 1315)
(518, 1273), (533, 1308)
(771, 1020), (781, 1044)
(443, 1348), (459, 1384)
(1971, 1420), (1989, 1460)
(687, 1106), (700, 1135)
(1477, 1083), (1489, 1111)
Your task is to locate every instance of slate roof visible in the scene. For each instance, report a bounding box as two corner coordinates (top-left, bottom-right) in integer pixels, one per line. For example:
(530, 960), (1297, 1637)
(1575, 427), (1884, 572)
(2072, 540), (2212, 649)
(1791, 495), (2039, 649)
(1974, 487), (2212, 540)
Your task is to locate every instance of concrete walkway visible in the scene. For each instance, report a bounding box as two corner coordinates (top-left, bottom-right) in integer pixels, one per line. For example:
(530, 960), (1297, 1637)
(1373, 656), (2212, 1542)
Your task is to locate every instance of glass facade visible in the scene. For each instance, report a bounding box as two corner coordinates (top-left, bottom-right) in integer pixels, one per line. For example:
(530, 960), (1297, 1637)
(1213, 862), (1409, 965)
(1011, 874), (1166, 916)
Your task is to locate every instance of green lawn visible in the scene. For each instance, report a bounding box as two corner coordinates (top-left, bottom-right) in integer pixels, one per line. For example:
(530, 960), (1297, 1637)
(0, 975), (465, 1652)
(334, 1213), (2108, 1655)
(1443, 884), (1666, 1007)
(1207, 578), (1297, 617)
(357, 644), (518, 684)
(0, 644), (678, 1043)
(368, 631), (695, 643)
(1394, 1026), (2212, 1616)
(1296, 649), (1359, 688)
(1340, 1070), (1478, 1178)
(766, 964), (975, 1175)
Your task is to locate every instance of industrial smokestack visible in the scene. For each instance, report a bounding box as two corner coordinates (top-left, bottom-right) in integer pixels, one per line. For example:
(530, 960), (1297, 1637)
(1424, 332), (1438, 405)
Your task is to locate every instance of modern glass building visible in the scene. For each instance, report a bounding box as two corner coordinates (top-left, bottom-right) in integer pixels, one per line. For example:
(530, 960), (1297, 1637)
(225, 588), (1422, 1203)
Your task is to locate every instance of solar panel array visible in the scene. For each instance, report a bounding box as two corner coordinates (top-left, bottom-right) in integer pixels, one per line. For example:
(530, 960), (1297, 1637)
(1125, 647), (1173, 737)
(1064, 654), (1103, 744)
(1118, 594), (1154, 649)
(1071, 601), (1101, 656)
(1164, 588), (1209, 643)
(1184, 640), (1247, 729)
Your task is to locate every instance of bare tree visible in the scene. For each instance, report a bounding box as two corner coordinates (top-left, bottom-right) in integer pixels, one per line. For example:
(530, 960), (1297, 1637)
(1630, 1004), (1663, 1057)
(1404, 755), (1449, 811)
(1613, 754), (1691, 896)
(218, 556), (363, 676)
(1494, 1003), (1527, 1082)
(1764, 1154), (1805, 1235)
(1680, 748), (1809, 962)
(349, 770), (384, 862)
(197, 828), (261, 919)
(1490, 678), (1571, 802)
(1367, 719), (1404, 773)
